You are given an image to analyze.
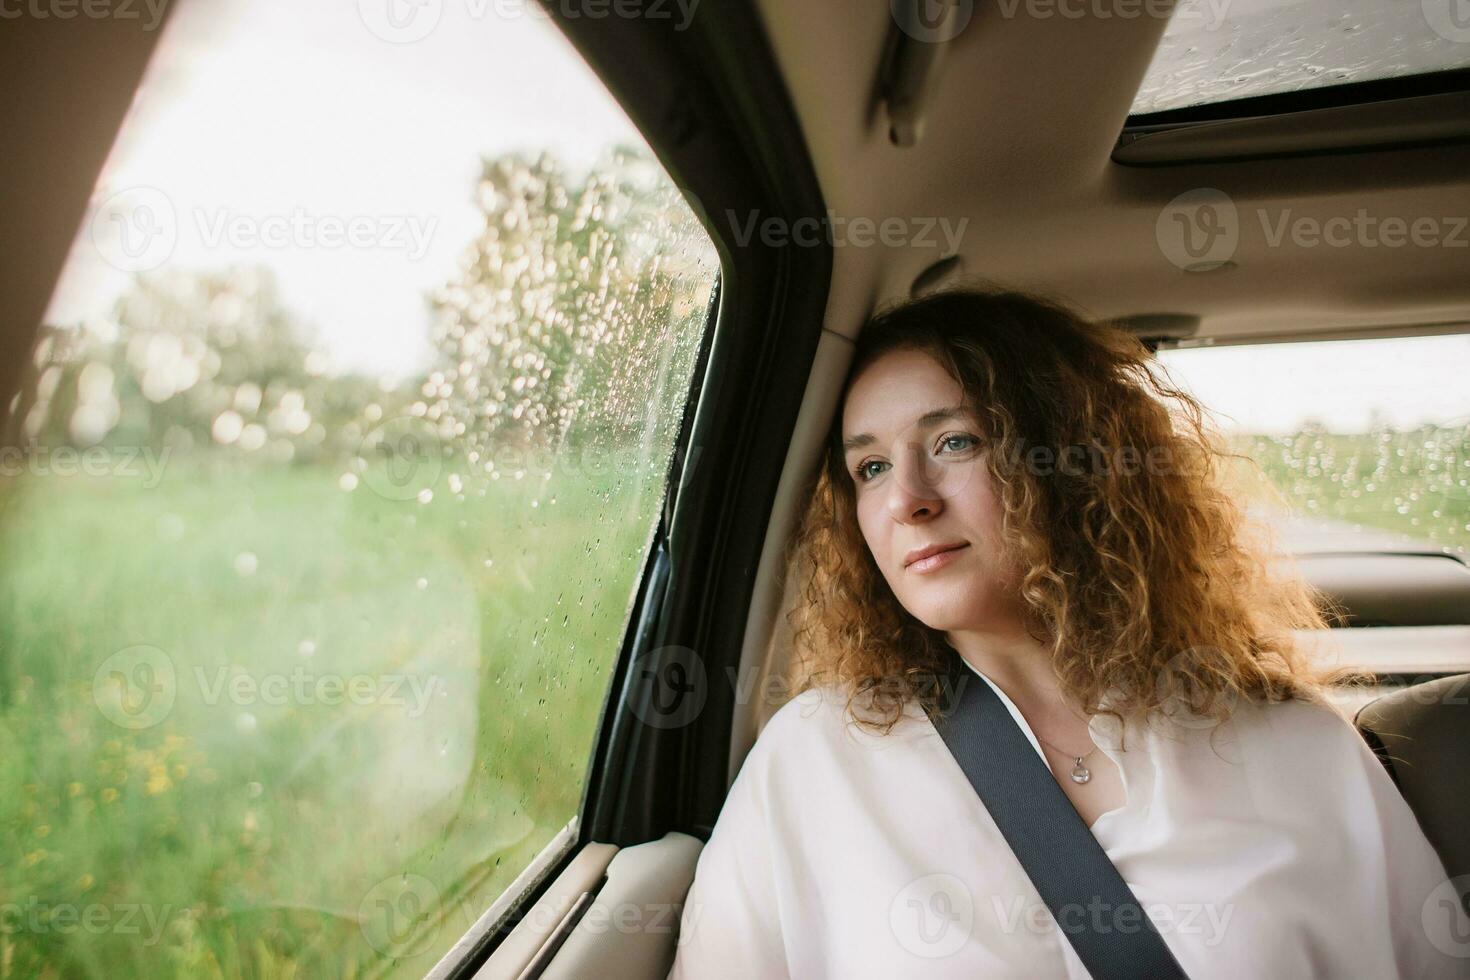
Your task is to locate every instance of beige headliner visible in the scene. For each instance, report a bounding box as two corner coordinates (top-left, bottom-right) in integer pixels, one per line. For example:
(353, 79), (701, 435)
(756, 0), (1470, 343)
(728, 0), (1470, 776)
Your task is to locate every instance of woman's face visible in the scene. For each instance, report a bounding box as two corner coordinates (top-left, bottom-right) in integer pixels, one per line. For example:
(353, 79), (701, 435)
(840, 347), (1024, 633)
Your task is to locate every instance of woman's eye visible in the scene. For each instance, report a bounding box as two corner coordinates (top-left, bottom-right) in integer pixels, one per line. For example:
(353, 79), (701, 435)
(938, 433), (978, 454)
(854, 460), (887, 483)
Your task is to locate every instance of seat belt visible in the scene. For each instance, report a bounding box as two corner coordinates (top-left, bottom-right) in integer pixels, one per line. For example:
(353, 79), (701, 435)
(923, 653), (1189, 979)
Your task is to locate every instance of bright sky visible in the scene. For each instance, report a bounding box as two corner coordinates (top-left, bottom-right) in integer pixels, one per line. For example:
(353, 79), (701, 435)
(1157, 333), (1470, 434)
(43, 0), (644, 382)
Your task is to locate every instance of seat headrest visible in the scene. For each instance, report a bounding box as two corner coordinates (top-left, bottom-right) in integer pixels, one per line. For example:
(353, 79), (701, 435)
(1355, 674), (1470, 886)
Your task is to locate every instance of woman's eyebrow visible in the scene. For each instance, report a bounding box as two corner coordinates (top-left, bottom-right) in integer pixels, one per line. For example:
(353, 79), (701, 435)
(841, 405), (970, 453)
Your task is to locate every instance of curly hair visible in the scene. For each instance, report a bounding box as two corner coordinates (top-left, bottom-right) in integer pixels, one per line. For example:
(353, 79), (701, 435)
(783, 285), (1371, 735)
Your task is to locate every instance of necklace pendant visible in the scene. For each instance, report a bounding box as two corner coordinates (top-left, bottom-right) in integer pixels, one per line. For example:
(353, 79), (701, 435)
(1070, 759), (1092, 784)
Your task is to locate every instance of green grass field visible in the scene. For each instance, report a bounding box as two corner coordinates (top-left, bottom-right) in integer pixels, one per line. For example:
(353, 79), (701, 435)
(1225, 427), (1470, 557)
(0, 456), (663, 979)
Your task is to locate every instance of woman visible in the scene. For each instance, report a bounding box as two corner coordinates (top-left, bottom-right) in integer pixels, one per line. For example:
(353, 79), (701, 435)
(667, 287), (1466, 978)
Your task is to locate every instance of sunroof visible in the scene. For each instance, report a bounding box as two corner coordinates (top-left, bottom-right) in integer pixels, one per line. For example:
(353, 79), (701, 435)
(1130, 0), (1470, 117)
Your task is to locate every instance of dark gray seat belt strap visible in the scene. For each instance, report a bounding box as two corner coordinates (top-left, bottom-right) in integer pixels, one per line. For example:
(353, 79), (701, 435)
(923, 654), (1189, 979)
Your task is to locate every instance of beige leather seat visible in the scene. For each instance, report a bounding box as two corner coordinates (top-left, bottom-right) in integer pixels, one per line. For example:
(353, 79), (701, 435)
(1355, 674), (1470, 901)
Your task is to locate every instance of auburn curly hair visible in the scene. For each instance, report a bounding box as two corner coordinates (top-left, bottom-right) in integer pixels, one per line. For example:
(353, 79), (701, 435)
(783, 286), (1371, 734)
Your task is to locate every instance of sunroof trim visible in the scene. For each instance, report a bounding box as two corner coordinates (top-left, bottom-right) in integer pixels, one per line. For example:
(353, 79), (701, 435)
(1125, 66), (1470, 129)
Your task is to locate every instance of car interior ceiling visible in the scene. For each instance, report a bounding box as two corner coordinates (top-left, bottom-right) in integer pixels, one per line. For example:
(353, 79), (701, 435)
(6, 2), (1470, 977)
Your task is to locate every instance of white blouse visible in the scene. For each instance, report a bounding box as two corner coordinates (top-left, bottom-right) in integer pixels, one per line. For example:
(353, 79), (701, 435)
(668, 661), (1469, 978)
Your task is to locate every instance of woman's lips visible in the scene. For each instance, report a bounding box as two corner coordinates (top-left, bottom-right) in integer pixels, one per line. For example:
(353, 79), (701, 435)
(907, 543), (969, 573)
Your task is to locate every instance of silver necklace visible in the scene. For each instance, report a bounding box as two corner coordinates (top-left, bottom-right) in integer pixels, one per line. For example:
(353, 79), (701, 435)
(1034, 734), (1098, 784)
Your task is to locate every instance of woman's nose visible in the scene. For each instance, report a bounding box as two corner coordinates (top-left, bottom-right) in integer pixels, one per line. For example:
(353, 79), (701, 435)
(886, 445), (944, 522)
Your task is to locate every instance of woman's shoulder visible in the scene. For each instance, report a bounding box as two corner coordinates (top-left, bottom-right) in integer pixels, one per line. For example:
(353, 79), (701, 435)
(1190, 691), (1386, 790)
(745, 682), (933, 771)
(1235, 691), (1365, 746)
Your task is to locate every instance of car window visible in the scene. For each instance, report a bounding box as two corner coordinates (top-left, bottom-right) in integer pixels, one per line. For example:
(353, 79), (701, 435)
(1154, 333), (1470, 559)
(0, 1), (719, 977)
(1132, 0), (1470, 115)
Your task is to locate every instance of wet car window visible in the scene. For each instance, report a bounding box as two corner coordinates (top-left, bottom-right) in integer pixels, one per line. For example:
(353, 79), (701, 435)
(0, 0), (719, 975)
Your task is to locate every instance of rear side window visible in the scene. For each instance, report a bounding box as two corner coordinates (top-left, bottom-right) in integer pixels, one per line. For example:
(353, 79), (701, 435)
(1155, 333), (1470, 558)
(0, 1), (718, 977)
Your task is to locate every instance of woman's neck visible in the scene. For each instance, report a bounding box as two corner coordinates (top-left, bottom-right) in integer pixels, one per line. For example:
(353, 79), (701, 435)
(945, 625), (1062, 706)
